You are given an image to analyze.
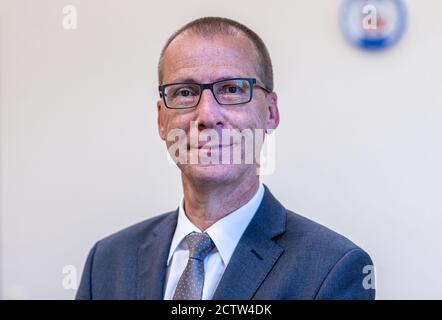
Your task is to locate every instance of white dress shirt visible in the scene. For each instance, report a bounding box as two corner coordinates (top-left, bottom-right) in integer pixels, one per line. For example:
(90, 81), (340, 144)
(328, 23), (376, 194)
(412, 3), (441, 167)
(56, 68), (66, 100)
(163, 183), (265, 300)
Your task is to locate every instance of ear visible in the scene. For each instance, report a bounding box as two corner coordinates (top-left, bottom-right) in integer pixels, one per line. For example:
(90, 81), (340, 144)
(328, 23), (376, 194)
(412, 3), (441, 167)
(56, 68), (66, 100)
(265, 91), (280, 133)
(157, 100), (167, 141)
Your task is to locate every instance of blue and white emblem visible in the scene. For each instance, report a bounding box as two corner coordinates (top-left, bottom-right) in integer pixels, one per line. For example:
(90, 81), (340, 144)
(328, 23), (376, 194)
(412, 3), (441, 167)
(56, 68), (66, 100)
(339, 0), (407, 51)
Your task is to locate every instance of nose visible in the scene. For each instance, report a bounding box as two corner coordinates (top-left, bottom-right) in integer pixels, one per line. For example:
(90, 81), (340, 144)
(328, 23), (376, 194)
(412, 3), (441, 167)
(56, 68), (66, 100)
(195, 88), (224, 131)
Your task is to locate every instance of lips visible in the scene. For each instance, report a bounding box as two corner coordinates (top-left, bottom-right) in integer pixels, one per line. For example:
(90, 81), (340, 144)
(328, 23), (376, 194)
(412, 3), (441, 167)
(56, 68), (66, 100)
(188, 143), (234, 150)
(199, 143), (233, 149)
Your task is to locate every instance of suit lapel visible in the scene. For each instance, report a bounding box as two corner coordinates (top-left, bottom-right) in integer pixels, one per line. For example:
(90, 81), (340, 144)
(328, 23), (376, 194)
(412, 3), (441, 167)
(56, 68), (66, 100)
(212, 185), (286, 300)
(136, 210), (178, 300)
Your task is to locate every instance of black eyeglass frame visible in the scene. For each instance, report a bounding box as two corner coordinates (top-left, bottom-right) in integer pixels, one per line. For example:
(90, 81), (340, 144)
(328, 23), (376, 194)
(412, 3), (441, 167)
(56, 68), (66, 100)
(158, 77), (271, 109)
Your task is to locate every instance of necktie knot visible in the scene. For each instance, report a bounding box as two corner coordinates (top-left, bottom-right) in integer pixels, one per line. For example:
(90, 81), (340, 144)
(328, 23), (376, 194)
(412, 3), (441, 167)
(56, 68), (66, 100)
(185, 232), (214, 261)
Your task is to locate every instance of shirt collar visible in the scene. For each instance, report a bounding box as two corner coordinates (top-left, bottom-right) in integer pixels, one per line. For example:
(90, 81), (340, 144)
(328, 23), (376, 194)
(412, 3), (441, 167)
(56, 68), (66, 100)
(167, 183), (265, 266)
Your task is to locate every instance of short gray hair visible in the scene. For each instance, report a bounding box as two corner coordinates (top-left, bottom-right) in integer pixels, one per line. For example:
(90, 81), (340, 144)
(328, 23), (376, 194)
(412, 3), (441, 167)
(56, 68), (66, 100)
(158, 17), (274, 91)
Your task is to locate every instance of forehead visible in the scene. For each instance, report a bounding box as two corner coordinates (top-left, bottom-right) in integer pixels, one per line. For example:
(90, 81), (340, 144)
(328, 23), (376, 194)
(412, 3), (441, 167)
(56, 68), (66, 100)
(162, 33), (258, 83)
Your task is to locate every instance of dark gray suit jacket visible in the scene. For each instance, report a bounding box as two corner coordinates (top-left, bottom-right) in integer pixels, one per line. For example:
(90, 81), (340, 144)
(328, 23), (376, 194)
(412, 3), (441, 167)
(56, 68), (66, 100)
(76, 185), (375, 300)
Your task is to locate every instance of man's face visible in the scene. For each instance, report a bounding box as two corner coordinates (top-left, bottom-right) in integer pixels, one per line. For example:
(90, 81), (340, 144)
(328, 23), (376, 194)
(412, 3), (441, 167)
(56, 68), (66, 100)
(157, 32), (279, 185)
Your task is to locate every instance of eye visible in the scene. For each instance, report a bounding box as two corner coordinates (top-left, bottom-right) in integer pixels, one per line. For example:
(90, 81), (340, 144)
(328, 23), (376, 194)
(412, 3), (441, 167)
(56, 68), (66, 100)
(179, 89), (191, 97)
(219, 84), (243, 94)
(227, 86), (238, 93)
(172, 86), (198, 97)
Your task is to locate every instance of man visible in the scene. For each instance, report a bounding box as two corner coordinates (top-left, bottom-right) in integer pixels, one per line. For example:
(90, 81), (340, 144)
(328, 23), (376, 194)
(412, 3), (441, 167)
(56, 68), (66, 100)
(76, 17), (375, 300)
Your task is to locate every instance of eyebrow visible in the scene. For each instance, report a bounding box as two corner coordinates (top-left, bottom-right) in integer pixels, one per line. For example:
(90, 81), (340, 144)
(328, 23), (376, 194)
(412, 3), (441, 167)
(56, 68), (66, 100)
(167, 76), (245, 84)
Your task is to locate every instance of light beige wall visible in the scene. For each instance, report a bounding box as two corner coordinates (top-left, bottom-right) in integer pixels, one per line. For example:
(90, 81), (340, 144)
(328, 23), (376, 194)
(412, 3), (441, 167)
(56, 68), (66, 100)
(1, 0), (441, 299)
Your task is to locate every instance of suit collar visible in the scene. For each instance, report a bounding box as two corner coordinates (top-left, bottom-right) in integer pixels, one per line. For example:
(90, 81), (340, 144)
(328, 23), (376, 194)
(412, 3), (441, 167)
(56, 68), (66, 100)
(250, 184), (287, 239)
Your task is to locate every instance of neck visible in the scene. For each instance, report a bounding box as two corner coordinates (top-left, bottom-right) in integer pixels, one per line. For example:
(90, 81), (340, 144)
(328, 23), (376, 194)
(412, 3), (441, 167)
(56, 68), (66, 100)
(181, 171), (260, 231)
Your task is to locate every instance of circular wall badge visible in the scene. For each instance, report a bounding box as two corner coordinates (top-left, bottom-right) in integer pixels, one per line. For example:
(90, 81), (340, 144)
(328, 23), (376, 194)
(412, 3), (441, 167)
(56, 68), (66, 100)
(339, 0), (407, 51)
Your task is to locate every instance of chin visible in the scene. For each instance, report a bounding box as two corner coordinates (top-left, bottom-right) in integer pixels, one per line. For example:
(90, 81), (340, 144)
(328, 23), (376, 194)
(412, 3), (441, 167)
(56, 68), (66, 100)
(180, 163), (249, 185)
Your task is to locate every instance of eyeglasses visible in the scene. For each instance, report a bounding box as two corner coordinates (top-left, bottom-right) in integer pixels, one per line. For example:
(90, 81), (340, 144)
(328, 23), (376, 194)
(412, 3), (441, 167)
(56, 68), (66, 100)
(158, 78), (271, 109)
